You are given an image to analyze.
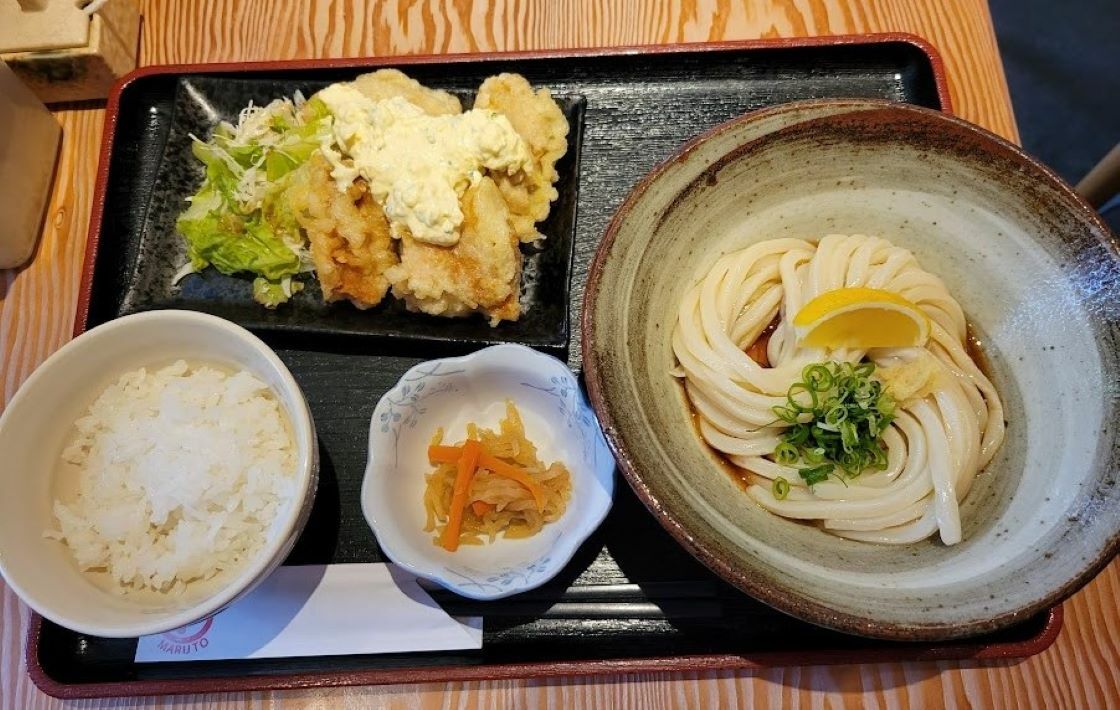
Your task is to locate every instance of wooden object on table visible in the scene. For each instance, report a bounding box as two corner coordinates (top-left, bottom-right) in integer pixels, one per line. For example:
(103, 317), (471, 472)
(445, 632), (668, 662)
(0, 60), (60, 268)
(3, 1), (1118, 708)
(0, 0), (89, 52)
(1077, 143), (1120, 208)
(0, 0), (140, 103)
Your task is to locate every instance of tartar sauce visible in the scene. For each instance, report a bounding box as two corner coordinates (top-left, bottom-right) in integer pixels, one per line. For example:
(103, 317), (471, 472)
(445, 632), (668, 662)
(316, 83), (530, 246)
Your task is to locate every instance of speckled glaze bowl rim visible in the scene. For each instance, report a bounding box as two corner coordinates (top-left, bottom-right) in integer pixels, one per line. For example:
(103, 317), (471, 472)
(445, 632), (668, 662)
(581, 98), (1120, 640)
(360, 343), (615, 600)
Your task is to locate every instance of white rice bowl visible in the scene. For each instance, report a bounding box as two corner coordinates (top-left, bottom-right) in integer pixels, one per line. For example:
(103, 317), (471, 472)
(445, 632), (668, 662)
(0, 311), (317, 637)
(47, 360), (299, 596)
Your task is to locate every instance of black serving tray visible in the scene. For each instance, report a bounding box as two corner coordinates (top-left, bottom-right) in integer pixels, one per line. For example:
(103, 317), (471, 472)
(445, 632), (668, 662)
(123, 77), (585, 354)
(37, 36), (1060, 699)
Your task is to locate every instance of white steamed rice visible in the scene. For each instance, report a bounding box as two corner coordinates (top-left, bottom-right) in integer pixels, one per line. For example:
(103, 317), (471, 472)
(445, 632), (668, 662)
(46, 359), (298, 595)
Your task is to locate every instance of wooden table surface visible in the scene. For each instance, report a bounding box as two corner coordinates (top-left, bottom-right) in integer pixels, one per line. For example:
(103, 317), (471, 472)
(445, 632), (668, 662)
(2, 1), (1116, 707)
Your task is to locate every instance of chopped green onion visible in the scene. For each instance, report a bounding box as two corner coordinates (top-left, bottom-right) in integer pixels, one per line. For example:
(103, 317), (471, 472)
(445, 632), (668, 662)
(772, 477), (791, 500)
(784, 426), (810, 446)
(803, 446), (826, 464)
(772, 405), (799, 424)
(798, 464), (832, 486)
(839, 420), (859, 452)
(803, 364), (834, 392)
(824, 406), (848, 427)
(786, 382), (819, 411)
(869, 444), (889, 469)
(770, 360), (896, 485)
(839, 449), (864, 474)
(774, 442), (799, 465)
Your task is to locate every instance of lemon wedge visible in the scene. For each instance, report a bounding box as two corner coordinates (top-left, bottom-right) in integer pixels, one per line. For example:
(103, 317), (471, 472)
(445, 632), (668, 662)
(793, 287), (930, 349)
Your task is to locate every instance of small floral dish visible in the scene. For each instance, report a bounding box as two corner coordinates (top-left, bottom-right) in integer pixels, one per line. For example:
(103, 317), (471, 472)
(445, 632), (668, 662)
(361, 344), (614, 600)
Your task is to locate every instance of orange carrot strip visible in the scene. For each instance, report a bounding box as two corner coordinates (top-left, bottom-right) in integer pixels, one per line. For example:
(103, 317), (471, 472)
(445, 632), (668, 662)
(478, 452), (546, 511)
(428, 445), (463, 464)
(470, 500), (494, 517)
(441, 441), (481, 552)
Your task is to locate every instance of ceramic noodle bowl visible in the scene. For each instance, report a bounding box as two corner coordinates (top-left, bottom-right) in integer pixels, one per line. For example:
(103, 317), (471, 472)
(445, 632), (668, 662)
(582, 99), (1120, 640)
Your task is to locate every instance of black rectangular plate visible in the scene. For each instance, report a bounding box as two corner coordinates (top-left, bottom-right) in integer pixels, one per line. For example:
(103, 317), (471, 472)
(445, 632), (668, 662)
(38, 39), (1056, 698)
(121, 77), (585, 354)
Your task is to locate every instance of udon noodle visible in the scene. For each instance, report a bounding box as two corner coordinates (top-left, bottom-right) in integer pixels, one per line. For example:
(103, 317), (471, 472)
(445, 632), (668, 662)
(671, 234), (1005, 545)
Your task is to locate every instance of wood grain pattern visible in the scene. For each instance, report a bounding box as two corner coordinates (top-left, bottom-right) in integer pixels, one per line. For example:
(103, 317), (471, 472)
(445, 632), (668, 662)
(3, 1), (1114, 708)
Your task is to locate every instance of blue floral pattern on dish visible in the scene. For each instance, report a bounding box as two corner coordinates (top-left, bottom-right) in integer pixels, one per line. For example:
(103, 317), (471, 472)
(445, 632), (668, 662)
(378, 362), (464, 465)
(520, 377), (600, 471)
(443, 554), (555, 595)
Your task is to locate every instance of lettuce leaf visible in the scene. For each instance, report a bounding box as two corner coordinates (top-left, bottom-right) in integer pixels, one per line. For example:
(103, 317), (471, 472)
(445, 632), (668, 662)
(304, 97), (330, 121)
(260, 182), (302, 251)
(190, 142), (241, 206)
(178, 211), (299, 281)
(265, 151), (299, 181)
(252, 276), (304, 308)
(177, 94), (330, 306)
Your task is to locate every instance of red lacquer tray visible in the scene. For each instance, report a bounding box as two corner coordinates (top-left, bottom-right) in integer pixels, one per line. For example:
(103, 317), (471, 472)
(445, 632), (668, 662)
(28, 35), (1061, 699)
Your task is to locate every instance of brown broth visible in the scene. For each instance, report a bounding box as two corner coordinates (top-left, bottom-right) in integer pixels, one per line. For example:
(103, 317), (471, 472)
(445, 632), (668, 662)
(743, 314), (780, 367)
(965, 324), (995, 380)
(687, 406), (759, 492)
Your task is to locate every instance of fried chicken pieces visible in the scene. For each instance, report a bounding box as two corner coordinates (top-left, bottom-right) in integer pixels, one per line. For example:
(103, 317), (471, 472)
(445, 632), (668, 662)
(291, 69), (568, 322)
(351, 69), (462, 116)
(286, 153), (397, 309)
(387, 176), (521, 325)
(475, 73), (571, 244)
